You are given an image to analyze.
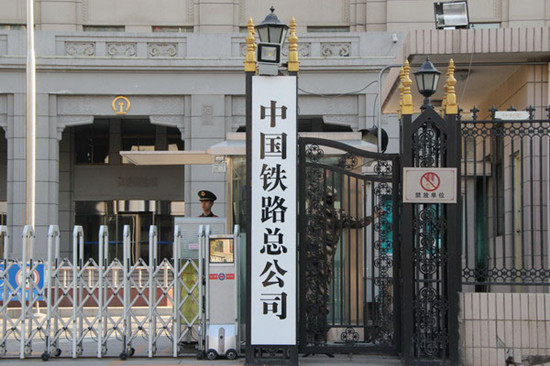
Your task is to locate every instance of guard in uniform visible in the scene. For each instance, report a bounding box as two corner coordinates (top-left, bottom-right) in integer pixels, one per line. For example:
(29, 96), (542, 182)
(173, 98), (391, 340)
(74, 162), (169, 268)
(198, 190), (218, 217)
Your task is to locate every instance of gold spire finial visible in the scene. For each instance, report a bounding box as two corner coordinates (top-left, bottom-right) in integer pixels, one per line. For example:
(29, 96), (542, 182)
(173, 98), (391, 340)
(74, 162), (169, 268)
(441, 63), (449, 115)
(445, 58), (458, 114)
(288, 17), (299, 72)
(244, 18), (256, 72)
(398, 66), (405, 117)
(401, 60), (413, 115)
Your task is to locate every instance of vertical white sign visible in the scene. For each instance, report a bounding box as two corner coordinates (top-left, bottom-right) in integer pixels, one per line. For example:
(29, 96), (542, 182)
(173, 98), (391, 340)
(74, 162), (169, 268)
(251, 76), (296, 345)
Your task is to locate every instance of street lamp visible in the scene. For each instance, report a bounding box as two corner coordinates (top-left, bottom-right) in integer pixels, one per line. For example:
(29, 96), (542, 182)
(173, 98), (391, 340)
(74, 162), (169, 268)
(256, 6), (289, 44)
(413, 58), (442, 108)
(255, 7), (289, 75)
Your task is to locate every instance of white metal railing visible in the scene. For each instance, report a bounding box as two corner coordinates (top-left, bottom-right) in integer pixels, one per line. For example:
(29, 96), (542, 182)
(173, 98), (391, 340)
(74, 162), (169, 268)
(0, 224), (202, 360)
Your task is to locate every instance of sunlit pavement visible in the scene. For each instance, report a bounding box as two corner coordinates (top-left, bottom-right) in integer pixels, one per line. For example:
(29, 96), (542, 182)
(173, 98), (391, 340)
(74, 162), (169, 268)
(0, 354), (402, 365)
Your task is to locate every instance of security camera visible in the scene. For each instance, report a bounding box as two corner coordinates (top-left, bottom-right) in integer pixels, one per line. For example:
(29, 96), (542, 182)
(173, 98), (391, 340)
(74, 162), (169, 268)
(392, 33), (398, 43)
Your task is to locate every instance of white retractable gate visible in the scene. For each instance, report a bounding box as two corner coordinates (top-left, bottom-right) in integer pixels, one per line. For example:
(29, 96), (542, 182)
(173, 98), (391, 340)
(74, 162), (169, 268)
(0, 224), (203, 360)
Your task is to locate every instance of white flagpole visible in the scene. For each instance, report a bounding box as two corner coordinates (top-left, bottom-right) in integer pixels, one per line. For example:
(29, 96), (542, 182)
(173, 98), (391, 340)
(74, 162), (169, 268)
(547, 62), (550, 278)
(26, 0), (36, 233)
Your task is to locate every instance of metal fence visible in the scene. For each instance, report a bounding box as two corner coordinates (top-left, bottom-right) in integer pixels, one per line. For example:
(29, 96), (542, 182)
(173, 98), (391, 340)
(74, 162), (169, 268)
(0, 224), (202, 360)
(460, 107), (550, 290)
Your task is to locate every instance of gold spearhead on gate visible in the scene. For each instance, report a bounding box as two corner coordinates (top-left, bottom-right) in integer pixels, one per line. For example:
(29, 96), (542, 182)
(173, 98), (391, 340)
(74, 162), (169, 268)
(445, 59), (458, 115)
(401, 60), (413, 115)
(244, 18), (257, 73)
(398, 66), (405, 117)
(287, 17), (299, 72)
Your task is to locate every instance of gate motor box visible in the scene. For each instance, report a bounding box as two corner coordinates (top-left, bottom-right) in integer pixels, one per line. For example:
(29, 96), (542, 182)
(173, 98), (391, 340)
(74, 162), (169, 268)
(197, 225), (240, 360)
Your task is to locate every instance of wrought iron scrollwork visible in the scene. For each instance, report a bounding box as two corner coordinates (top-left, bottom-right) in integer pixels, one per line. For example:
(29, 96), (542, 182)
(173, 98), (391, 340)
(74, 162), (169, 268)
(373, 160), (393, 176)
(340, 328), (359, 344)
(413, 125), (446, 167)
(305, 144), (324, 163)
(410, 204), (449, 356)
(337, 153), (358, 170)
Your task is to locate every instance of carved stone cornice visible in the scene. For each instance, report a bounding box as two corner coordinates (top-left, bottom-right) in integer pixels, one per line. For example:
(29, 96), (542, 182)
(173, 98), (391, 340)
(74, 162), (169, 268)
(148, 43), (178, 58)
(106, 42), (137, 57)
(282, 42), (311, 57)
(65, 42), (96, 56)
(321, 42), (351, 57)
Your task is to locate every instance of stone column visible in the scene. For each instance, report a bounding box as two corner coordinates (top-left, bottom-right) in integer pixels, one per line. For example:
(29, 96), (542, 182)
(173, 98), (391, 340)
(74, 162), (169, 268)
(7, 93), (60, 259)
(7, 92), (27, 259)
(184, 95), (227, 217)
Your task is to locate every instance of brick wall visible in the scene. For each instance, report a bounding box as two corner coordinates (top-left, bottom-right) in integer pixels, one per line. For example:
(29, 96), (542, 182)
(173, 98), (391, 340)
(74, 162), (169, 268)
(460, 292), (550, 365)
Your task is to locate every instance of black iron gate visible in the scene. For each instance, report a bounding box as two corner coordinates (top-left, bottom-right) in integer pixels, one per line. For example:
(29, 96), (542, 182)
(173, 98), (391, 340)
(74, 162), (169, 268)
(298, 137), (400, 355)
(400, 106), (461, 364)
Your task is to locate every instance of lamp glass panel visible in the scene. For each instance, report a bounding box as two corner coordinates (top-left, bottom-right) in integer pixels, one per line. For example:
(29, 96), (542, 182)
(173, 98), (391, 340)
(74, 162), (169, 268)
(260, 45), (278, 62)
(268, 26), (283, 44)
(423, 73), (436, 93)
(442, 2), (468, 26)
(416, 73), (439, 96)
(432, 73), (440, 91)
(257, 27), (268, 43)
(415, 73), (425, 93)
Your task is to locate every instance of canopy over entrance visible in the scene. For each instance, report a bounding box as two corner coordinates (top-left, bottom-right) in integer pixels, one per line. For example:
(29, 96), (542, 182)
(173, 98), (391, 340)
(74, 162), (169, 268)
(120, 132), (377, 165)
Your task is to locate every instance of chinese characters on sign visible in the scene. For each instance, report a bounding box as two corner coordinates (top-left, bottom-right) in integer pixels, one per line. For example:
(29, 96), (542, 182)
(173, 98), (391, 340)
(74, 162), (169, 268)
(251, 76), (296, 345)
(402, 167), (457, 203)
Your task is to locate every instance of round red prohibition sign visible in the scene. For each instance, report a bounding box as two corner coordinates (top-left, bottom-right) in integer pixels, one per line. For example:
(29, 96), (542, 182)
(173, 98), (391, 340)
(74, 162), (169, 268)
(420, 172), (441, 192)
(15, 268), (40, 289)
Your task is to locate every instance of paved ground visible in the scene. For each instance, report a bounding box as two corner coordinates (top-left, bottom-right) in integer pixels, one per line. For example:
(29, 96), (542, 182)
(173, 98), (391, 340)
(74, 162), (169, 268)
(0, 333), (403, 365)
(0, 332), (402, 365)
(0, 354), (402, 365)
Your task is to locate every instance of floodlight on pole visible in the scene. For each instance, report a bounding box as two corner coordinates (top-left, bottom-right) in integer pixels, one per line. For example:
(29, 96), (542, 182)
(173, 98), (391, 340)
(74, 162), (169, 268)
(434, 1), (469, 29)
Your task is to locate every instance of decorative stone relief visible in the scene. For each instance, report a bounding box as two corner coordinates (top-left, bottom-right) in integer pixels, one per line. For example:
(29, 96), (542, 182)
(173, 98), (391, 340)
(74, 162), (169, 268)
(239, 0), (247, 23)
(342, 0), (350, 23)
(321, 42), (351, 57)
(65, 42), (96, 56)
(202, 105), (214, 125)
(148, 43), (178, 58)
(106, 42), (137, 57)
(187, 0), (194, 23)
(282, 43), (311, 57)
(81, 0), (88, 22)
(494, 0), (502, 18)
